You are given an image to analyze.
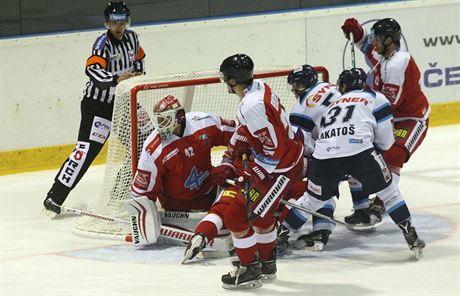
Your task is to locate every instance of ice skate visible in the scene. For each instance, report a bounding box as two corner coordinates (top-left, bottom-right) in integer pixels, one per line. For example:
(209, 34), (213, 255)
(398, 221), (426, 260)
(231, 256), (277, 281)
(344, 208), (382, 233)
(43, 196), (61, 219)
(369, 196), (385, 218)
(295, 229), (331, 251)
(182, 232), (206, 264)
(222, 261), (262, 289)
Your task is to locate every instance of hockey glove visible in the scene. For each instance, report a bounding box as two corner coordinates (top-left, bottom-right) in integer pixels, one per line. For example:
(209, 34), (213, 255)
(236, 162), (270, 188)
(233, 136), (251, 160)
(210, 162), (237, 186)
(341, 18), (364, 42)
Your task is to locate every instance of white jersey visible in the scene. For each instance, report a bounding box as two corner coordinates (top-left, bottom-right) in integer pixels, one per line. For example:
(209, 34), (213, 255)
(313, 89), (394, 160)
(289, 82), (342, 156)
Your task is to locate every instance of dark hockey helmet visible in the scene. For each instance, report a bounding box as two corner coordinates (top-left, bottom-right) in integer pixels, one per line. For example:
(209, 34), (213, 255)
(104, 1), (130, 22)
(370, 18), (401, 43)
(287, 64), (318, 91)
(219, 54), (254, 84)
(337, 68), (367, 91)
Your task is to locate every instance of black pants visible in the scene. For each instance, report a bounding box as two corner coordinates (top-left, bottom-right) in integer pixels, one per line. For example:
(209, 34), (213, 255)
(307, 148), (392, 201)
(48, 98), (113, 204)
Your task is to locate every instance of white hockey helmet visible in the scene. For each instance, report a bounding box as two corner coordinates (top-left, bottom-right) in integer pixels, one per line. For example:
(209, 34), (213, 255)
(152, 95), (185, 140)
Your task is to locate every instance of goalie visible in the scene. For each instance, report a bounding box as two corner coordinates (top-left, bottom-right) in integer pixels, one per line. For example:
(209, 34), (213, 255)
(127, 95), (236, 245)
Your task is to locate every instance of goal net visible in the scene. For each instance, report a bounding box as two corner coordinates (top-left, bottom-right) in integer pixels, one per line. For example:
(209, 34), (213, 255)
(73, 66), (329, 239)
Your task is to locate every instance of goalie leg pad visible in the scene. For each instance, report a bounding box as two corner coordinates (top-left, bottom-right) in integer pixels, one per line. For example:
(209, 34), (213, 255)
(125, 196), (161, 245)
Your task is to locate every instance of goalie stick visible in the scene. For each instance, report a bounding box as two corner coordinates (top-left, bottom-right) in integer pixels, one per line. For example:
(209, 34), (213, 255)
(62, 205), (234, 259)
(224, 179), (383, 231)
(61, 205), (192, 244)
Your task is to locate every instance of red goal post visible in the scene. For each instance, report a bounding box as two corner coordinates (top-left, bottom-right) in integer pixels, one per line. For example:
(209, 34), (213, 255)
(73, 66), (329, 239)
(129, 66), (329, 173)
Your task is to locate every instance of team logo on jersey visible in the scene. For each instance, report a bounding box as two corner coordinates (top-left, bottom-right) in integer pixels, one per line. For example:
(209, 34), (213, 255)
(394, 128), (409, 139)
(254, 127), (274, 148)
(184, 166), (209, 190)
(382, 83), (400, 103)
(134, 169), (151, 190)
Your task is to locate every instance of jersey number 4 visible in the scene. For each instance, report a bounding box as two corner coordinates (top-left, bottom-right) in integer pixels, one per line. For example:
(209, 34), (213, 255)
(320, 105), (356, 128)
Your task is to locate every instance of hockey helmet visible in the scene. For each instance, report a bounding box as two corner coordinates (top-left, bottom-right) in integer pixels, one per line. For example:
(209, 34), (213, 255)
(152, 95), (185, 140)
(337, 68), (367, 91)
(104, 1), (130, 22)
(287, 64), (318, 95)
(219, 54), (254, 85)
(370, 18), (401, 43)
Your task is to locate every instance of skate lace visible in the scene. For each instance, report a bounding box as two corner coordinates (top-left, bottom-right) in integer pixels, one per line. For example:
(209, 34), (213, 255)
(229, 265), (247, 280)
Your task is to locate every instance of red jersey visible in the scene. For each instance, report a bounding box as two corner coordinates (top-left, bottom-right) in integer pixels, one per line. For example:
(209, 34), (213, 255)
(233, 79), (304, 173)
(360, 40), (430, 120)
(131, 112), (235, 204)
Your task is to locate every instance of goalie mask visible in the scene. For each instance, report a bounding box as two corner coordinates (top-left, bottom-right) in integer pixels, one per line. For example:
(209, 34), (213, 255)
(152, 95), (185, 141)
(287, 64), (318, 98)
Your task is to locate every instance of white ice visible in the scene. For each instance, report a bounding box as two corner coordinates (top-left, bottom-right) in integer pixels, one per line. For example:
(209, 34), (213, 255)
(1, 125), (459, 296)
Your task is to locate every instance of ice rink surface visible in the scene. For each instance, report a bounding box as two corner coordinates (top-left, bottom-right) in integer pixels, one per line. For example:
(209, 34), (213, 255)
(1, 125), (459, 296)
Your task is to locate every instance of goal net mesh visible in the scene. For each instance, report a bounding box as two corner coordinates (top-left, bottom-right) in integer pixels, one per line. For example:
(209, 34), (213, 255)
(73, 66), (329, 239)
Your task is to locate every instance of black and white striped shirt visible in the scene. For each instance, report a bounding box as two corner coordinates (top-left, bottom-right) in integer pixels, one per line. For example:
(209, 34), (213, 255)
(83, 30), (145, 104)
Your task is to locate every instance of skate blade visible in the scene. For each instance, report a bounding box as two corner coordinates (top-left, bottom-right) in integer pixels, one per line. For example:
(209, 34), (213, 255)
(262, 274), (277, 281)
(196, 250), (233, 259)
(222, 279), (262, 290)
(42, 207), (58, 219)
(347, 220), (384, 232)
(411, 248), (424, 260)
(293, 240), (324, 251)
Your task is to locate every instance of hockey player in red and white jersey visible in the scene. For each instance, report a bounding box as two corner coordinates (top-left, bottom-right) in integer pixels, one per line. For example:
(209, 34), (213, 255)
(341, 18), (430, 224)
(127, 95), (236, 245)
(208, 54), (304, 289)
(295, 68), (425, 259)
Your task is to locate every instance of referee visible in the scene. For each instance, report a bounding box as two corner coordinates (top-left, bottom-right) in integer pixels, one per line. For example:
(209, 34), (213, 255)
(44, 1), (146, 217)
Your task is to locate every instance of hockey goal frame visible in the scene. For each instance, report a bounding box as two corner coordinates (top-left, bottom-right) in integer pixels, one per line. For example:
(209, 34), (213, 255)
(129, 66), (329, 173)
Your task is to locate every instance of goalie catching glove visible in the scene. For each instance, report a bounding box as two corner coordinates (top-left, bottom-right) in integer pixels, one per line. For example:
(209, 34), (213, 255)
(125, 196), (162, 245)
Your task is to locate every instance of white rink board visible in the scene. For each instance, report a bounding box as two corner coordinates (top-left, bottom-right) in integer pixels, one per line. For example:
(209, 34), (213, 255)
(1, 0), (459, 151)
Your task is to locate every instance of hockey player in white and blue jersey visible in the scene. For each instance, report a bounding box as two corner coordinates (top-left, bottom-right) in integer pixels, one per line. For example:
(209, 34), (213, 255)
(296, 68), (425, 258)
(277, 65), (342, 252)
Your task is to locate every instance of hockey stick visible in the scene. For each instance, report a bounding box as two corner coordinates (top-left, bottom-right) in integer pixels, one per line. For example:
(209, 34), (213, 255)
(224, 179), (382, 231)
(279, 200), (383, 231)
(350, 33), (356, 68)
(61, 205), (192, 244)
